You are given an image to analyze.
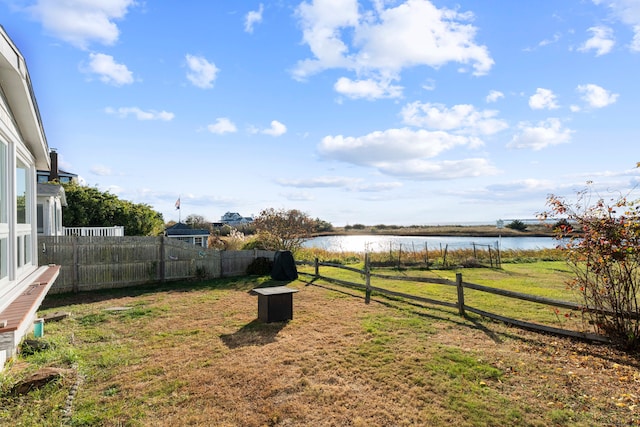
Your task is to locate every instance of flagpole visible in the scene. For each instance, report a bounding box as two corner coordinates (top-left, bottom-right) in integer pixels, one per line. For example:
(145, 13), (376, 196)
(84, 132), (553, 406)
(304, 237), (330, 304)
(176, 195), (181, 223)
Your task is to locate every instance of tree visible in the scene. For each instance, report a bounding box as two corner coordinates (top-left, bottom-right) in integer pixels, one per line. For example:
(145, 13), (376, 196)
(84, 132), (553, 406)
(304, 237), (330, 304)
(314, 218), (333, 233)
(541, 182), (640, 349)
(62, 182), (164, 236)
(252, 208), (315, 252)
(185, 214), (210, 231)
(506, 219), (528, 231)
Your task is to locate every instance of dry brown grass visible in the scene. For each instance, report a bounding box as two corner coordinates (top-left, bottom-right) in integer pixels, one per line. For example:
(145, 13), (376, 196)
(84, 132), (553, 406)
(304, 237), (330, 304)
(4, 276), (640, 426)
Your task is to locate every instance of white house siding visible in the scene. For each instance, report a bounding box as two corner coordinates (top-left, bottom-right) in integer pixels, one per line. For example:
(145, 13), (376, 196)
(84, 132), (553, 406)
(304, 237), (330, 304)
(0, 26), (58, 370)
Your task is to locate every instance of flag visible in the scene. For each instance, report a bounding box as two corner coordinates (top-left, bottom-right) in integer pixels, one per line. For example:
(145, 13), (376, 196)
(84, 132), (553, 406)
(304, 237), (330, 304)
(175, 197), (180, 210)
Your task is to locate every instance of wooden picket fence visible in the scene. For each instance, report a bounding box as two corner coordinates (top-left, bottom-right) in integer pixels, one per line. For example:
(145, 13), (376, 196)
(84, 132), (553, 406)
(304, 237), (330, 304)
(299, 255), (611, 344)
(39, 236), (274, 294)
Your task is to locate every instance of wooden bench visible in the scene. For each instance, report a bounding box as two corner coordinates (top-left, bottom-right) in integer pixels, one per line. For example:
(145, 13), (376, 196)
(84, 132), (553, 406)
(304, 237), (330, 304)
(252, 286), (298, 323)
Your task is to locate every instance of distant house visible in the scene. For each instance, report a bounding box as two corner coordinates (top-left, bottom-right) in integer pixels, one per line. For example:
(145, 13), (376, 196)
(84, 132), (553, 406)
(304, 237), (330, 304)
(35, 150), (75, 236)
(36, 149), (78, 184)
(0, 26), (60, 371)
(220, 212), (253, 226)
(37, 183), (66, 236)
(165, 223), (209, 247)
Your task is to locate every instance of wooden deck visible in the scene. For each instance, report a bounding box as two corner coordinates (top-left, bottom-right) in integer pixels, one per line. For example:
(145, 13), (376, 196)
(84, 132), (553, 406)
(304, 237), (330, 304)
(0, 265), (60, 333)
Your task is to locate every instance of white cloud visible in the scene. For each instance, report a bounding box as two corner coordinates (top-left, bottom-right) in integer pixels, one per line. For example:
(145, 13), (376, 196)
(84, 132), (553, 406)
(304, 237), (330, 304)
(84, 53), (133, 86)
(538, 32), (561, 47)
(422, 78), (436, 91)
(334, 77), (403, 100)
(508, 118), (574, 151)
(576, 83), (619, 108)
(293, 0), (359, 79)
(578, 26), (615, 56)
(352, 181), (403, 192)
(401, 102), (508, 136)
(278, 176), (403, 192)
(278, 176), (356, 188)
(281, 191), (315, 201)
(105, 107), (174, 121)
(486, 90), (504, 103)
(318, 127), (483, 179)
(90, 165), (113, 176)
(25, 0), (136, 49)
(593, 0), (640, 51)
(185, 54), (219, 89)
(245, 4), (264, 33)
(528, 88), (559, 110)
(263, 120), (287, 136)
(633, 25), (640, 51)
(486, 179), (557, 194)
(207, 118), (237, 134)
(377, 158), (498, 180)
(293, 0), (493, 87)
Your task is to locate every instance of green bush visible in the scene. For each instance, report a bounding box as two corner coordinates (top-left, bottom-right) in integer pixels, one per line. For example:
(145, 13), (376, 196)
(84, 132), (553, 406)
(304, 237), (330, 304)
(506, 220), (527, 231)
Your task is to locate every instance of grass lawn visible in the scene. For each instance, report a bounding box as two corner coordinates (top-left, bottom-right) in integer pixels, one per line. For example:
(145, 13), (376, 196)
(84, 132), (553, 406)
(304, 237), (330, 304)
(1, 266), (639, 426)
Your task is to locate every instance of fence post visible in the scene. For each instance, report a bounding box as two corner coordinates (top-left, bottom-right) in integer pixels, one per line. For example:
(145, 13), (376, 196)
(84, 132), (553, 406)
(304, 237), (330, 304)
(456, 272), (465, 317)
(314, 257), (319, 278)
(424, 242), (429, 269)
(365, 252), (371, 304)
(159, 236), (166, 283)
(72, 236), (79, 293)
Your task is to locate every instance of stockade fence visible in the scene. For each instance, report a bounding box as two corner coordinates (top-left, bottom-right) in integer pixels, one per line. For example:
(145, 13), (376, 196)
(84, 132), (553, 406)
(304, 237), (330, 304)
(298, 255), (611, 344)
(39, 236), (274, 294)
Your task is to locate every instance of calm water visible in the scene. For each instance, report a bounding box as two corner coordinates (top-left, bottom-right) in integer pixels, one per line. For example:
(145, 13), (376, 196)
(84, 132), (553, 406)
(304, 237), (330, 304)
(304, 235), (559, 252)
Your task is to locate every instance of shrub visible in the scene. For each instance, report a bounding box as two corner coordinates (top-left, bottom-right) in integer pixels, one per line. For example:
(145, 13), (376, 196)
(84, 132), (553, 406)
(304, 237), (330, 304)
(506, 220), (528, 231)
(542, 182), (640, 350)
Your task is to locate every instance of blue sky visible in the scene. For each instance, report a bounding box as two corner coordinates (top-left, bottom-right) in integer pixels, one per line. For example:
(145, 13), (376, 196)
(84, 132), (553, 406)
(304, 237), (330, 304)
(2, 0), (639, 226)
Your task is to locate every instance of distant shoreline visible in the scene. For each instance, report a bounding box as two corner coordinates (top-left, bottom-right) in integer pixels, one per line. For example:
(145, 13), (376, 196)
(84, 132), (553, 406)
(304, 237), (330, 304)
(314, 224), (556, 238)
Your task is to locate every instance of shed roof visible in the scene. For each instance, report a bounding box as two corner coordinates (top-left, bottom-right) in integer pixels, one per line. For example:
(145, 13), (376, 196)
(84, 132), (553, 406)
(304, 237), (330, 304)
(165, 222), (210, 236)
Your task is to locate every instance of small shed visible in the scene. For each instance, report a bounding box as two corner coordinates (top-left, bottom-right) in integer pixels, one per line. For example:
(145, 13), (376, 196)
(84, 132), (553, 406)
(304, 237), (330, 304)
(165, 223), (209, 247)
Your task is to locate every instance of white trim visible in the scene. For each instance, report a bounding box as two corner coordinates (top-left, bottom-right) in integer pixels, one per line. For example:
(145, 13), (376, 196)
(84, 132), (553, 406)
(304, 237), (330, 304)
(0, 263), (42, 315)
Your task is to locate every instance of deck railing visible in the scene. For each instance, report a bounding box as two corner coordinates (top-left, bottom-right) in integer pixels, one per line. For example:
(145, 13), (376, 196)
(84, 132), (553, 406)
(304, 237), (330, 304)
(62, 226), (125, 237)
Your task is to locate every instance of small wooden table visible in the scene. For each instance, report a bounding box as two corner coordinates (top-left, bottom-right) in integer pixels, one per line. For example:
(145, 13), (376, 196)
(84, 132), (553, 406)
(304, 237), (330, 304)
(252, 286), (299, 323)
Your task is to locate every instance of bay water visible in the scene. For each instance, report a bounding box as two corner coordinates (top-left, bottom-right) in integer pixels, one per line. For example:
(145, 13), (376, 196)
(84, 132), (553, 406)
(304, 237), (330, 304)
(304, 235), (559, 253)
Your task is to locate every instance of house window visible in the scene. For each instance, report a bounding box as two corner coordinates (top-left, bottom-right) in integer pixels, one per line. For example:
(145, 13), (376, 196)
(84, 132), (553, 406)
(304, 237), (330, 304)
(194, 237), (203, 247)
(0, 141), (6, 224)
(16, 158), (33, 271)
(16, 159), (29, 224)
(37, 203), (44, 234)
(55, 202), (62, 235)
(0, 141), (7, 281)
(0, 238), (6, 280)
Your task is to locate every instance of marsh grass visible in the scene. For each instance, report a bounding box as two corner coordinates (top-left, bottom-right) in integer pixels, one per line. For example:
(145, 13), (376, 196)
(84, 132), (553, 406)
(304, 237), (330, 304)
(1, 265), (638, 426)
(297, 247), (566, 269)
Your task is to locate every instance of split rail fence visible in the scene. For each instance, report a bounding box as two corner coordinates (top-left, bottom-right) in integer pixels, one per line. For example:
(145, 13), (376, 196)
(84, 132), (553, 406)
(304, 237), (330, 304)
(39, 236), (274, 294)
(298, 255), (611, 344)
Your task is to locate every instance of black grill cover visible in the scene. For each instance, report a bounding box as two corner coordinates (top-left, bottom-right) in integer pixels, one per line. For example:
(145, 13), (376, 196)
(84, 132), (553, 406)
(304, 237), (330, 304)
(271, 250), (298, 281)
